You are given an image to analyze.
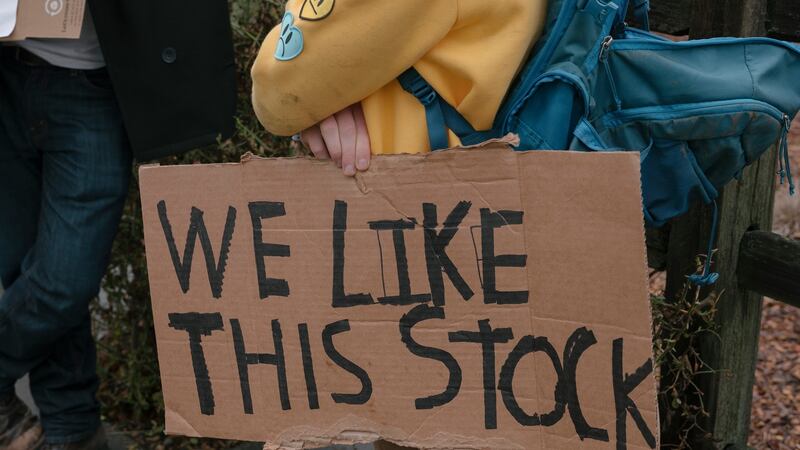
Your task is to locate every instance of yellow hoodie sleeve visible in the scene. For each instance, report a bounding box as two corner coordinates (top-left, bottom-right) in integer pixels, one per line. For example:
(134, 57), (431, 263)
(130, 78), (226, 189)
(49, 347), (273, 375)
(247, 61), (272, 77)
(251, 0), (458, 136)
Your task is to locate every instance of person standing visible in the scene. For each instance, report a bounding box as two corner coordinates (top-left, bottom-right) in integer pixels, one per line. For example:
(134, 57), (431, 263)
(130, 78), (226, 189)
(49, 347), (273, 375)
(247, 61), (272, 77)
(252, 1), (548, 449)
(0, 1), (236, 449)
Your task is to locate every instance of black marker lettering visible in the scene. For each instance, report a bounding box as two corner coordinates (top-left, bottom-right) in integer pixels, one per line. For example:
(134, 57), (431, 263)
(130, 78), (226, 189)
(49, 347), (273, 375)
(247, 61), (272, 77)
(332, 201), (375, 307)
(423, 202), (475, 306)
(449, 320), (513, 429)
(230, 318), (290, 413)
(157, 201), (236, 298)
(612, 339), (656, 450)
(370, 219), (431, 305)
(168, 312), (224, 415)
(479, 208), (528, 304)
(322, 320), (372, 404)
(563, 328), (609, 441)
(498, 335), (566, 427)
(298, 323), (320, 410)
(248, 202), (290, 298)
(400, 304), (462, 409)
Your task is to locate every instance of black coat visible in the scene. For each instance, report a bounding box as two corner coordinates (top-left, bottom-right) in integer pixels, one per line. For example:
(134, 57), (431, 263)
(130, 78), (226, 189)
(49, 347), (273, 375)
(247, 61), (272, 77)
(88, 0), (237, 161)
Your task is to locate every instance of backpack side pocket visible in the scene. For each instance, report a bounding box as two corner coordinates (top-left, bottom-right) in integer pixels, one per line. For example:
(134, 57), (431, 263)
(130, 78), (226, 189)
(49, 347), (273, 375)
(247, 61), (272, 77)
(507, 66), (591, 150)
(590, 99), (787, 226)
(641, 139), (718, 227)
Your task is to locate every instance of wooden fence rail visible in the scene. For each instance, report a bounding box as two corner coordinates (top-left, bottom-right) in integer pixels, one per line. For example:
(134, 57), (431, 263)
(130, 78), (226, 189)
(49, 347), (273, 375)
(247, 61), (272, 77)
(738, 231), (800, 308)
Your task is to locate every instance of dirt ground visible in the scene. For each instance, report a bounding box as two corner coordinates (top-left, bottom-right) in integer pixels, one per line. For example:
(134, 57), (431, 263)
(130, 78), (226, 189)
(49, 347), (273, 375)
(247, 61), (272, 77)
(747, 117), (800, 449)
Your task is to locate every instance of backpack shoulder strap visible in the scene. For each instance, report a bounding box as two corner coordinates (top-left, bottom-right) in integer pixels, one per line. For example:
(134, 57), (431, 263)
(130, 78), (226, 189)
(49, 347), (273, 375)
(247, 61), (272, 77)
(398, 68), (494, 150)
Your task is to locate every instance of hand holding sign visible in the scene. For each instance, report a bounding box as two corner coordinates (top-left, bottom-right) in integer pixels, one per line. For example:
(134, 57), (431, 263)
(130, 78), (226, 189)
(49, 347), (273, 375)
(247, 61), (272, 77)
(301, 103), (371, 176)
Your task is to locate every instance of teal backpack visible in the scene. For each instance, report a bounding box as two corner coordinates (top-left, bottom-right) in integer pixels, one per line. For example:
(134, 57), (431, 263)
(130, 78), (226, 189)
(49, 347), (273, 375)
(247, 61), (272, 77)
(398, 0), (799, 286)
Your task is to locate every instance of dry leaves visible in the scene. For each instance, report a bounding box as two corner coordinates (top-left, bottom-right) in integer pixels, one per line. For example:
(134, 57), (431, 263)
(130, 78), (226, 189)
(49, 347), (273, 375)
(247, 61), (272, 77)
(748, 115), (800, 449)
(750, 299), (800, 450)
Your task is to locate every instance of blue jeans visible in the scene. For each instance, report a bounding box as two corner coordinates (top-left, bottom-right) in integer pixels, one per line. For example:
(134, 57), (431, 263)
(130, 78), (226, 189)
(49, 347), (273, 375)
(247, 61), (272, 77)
(0, 52), (132, 444)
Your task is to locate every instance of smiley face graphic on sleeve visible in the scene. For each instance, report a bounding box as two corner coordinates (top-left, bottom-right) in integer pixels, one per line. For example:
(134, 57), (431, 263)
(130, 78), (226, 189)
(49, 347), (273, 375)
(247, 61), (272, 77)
(274, 12), (304, 61)
(299, 0), (335, 21)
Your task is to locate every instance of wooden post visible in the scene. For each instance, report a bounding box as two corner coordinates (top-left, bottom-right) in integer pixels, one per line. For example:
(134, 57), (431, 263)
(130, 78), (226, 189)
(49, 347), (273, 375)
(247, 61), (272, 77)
(661, 0), (776, 448)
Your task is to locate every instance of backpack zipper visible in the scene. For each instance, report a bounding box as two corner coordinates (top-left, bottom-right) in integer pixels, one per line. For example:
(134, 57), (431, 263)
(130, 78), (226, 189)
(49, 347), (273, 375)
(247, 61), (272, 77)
(599, 35), (614, 61)
(598, 99), (785, 128)
(610, 36), (800, 54)
(599, 36), (623, 111)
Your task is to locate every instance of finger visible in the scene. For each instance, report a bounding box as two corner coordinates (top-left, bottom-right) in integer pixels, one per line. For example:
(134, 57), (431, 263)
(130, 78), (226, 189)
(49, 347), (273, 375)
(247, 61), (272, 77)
(301, 126), (329, 159)
(352, 103), (371, 171)
(334, 106), (358, 176)
(319, 116), (343, 167)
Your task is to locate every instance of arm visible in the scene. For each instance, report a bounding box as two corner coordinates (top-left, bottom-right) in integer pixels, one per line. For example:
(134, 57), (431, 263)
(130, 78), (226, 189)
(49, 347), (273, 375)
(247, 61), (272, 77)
(251, 0), (458, 137)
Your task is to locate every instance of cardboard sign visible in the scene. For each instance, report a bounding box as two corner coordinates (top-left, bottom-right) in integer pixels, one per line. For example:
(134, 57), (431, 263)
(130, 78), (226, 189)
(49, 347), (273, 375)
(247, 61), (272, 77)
(0, 0), (85, 41)
(139, 145), (658, 450)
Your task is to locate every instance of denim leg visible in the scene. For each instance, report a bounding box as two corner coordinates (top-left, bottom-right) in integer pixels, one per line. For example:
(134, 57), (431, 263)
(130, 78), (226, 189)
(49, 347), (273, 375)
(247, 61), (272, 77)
(0, 58), (42, 395)
(29, 316), (100, 443)
(0, 153), (40, 289)
(0, 61), (132, 443)
(0, 129), (40, 290)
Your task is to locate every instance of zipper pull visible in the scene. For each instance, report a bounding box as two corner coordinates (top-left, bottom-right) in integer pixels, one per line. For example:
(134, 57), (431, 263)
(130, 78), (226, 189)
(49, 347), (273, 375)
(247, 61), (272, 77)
(599, 36), (614, 62)
(599, 36), (622, 111)
(780, 114), (795, 196)
(688, 200), (720, 287)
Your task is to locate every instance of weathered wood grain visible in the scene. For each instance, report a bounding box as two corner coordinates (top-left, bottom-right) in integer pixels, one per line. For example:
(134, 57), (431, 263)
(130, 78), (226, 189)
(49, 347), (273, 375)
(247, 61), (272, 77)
(737, 231), (800, 308)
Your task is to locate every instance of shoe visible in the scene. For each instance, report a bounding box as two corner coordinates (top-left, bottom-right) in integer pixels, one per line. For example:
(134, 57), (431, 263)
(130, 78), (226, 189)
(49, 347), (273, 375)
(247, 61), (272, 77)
(0, 393), (44, 450)
(33, 426), (109, 450)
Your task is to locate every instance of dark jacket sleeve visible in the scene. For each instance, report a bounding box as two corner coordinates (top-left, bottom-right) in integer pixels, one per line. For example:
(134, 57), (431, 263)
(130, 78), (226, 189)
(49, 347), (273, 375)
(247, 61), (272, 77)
(88, 0), (237, 161)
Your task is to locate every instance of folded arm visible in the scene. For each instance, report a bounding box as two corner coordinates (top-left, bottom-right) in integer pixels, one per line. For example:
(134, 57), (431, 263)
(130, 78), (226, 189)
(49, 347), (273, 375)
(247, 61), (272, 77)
(251, 0), (457, 137)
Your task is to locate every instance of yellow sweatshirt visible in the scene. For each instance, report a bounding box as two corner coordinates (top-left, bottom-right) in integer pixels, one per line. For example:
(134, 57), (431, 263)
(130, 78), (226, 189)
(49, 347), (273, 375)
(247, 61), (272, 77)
(251, 0), (547, 154)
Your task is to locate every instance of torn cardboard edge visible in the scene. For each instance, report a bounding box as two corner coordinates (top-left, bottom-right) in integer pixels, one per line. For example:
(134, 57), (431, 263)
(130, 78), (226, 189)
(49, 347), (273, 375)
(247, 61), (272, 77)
(237, 133), (521, 164)
(140, 134), (520, 172)
(260, 416), (532, 450)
